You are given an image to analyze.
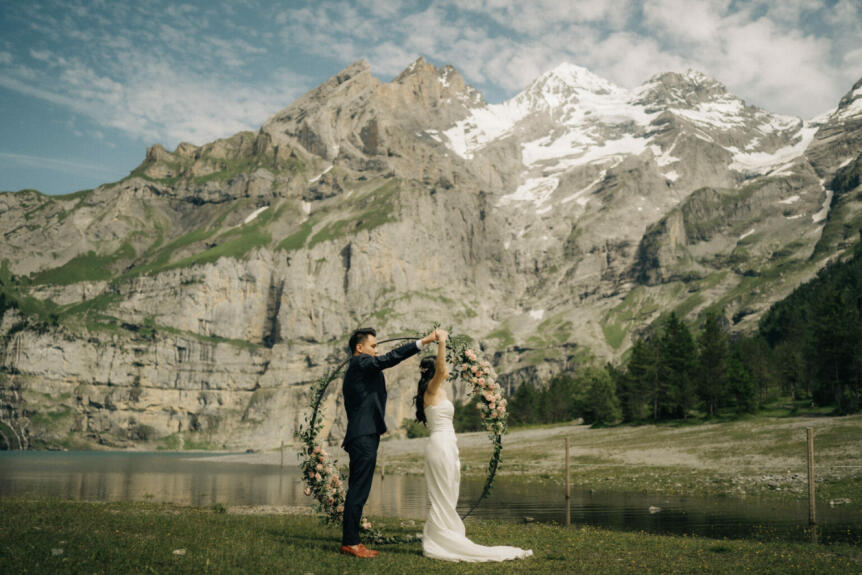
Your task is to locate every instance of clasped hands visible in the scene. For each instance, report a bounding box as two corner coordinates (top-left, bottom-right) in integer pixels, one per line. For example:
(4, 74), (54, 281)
(420, 328), (448, 346)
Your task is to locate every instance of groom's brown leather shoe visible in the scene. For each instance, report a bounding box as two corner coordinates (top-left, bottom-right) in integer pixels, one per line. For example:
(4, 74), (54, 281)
(340, 544), (378, 558)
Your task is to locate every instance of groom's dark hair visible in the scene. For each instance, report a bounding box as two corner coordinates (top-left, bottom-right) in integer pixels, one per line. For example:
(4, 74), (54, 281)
(348, 327), (376, 355)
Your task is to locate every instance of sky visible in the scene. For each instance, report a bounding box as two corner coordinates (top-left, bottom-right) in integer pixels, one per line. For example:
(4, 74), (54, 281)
(1, 0), (860, 195)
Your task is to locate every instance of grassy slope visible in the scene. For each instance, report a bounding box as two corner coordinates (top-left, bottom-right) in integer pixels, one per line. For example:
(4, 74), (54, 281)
(0, 500), (858, 574)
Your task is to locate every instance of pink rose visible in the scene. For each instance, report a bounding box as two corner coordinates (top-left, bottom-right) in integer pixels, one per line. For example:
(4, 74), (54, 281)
(489, 402), (496, 410)
(312, 446), (321, 453)
(308, 471), (315, 479)
(304, 487), (311, 496)
(499, 405), (506, 414)
(475, 403), (483, 410)
(316, 463), (323, 471)
(315, 473), (322, 481)
(490, 410), (498, 418)
(337, 505), (344, 513)
(478, 377), (485, 385)
(471, 366), (478, 374)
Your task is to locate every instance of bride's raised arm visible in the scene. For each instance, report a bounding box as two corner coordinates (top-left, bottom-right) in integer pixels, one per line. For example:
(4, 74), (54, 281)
(427, 329), (449, 395)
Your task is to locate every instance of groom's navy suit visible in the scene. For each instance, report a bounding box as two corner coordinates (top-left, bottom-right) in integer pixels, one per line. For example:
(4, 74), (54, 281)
(341, 341), (420, 546)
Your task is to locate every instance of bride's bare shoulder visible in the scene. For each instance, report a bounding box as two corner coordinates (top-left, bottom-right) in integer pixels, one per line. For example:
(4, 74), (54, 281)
(424, 391), (447, 407)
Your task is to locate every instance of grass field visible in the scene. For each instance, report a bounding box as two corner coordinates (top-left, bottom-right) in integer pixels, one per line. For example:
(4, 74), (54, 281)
(379, 412), (862, 504)
(0, 499), (859, 574)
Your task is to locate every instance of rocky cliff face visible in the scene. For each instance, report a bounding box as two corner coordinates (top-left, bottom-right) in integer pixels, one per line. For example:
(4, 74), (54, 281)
(1, 58), (860, 451)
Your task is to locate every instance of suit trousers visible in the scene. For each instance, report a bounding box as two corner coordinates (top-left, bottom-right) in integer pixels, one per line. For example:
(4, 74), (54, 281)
(341, 433), (379, 546)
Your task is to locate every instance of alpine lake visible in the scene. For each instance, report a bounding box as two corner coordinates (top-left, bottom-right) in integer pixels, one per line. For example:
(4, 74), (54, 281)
(0, 450), (858, 546)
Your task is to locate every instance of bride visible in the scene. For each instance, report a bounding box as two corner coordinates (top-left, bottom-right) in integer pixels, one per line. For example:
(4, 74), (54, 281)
(413, 329), (533, 562)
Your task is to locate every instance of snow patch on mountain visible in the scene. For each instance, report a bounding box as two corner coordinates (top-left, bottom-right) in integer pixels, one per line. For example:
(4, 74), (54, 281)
(728, 126), (818, 175)
(499, 175), (560, 207)
(549, 134), (650, 172)
(812, 189), (833, 223)
(834, 86), (862, 121)
(308, 165), (333, 183)
(243, 206), (269, 224)
(671, 98), (747, 130)
(441, 99), (531, 159)
(562, 171), (606, 206)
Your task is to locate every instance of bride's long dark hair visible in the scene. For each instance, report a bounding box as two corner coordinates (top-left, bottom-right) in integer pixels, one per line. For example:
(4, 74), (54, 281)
(413, 357), (436, 425)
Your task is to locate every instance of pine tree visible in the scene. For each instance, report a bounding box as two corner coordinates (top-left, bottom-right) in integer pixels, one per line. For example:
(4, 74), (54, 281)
(544, 374), (582, 422)
(697, 311), (729, 417)
(811, 286), (862, 413)
(508, 382), (538, 425)
(583, 367), (621, 426)
(660, 313), (698, 419)
(775, 342), (806, 400)
(623, 337), (657, 421)
(727, 350), (757, 414)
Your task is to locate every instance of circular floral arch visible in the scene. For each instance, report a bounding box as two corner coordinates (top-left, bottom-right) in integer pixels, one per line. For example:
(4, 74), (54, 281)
(296, 330), (508, 543)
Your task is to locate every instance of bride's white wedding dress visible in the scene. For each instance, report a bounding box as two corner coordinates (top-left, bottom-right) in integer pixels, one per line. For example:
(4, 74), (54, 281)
(422, 399), (533, 562)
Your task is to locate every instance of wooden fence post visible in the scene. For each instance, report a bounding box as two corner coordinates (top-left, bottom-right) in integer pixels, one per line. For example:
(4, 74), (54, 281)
(807, 427), (816, 526)
(565, 437), (571, 526)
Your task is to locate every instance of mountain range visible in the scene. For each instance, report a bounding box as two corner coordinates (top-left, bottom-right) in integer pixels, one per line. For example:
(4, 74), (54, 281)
(1, 57), (860, 450)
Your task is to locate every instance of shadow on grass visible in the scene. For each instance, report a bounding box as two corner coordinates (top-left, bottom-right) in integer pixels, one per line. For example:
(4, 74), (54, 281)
(265, 527), (424, 557)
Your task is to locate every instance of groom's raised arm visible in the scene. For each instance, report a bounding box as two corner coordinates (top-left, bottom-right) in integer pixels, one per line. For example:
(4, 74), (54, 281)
(356, 341), (421, 371)
(356, 331), (437, 371)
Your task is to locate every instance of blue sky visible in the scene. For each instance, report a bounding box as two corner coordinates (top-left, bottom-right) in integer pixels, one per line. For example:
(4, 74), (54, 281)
(1, 0), (860, 195)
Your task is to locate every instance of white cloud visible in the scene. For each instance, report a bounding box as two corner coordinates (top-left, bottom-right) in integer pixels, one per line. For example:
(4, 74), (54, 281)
(643, 0), (730, 44)
(0, 152), (125, 177)
(586, 32), (689, 89)
(29, 49), (52, 62)
(444, 0), (634, 33)
(4, 0), (861, 154)
(1, 51), (307, 148)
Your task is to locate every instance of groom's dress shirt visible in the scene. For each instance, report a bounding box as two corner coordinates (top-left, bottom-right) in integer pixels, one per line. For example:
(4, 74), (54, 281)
(341, 340), (422, 448)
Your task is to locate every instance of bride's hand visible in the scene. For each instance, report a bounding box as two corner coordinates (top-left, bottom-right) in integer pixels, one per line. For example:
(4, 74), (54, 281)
(436, 329), (448, 343)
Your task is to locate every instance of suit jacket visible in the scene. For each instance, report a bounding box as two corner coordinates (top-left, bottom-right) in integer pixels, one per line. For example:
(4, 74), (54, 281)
(341, 341), (420, 448)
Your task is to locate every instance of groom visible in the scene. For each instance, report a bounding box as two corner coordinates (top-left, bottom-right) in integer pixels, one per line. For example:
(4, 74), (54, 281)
(340, 327), (438, 558)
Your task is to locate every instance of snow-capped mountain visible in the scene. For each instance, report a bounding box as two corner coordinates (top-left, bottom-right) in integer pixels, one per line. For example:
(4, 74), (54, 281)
(1, 57), (860, 450)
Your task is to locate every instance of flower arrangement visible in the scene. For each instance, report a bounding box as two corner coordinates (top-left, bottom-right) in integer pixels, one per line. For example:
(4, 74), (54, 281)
(444, 334), (507, 516)
(452, 345), (508, 437)
(296, 365), (348, 525)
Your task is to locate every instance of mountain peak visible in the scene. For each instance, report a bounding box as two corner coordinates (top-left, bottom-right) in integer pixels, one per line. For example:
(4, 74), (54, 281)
(532, 62), (619, 96)
(513, 62), (622, 114)
(387, 56), (483, 110)
(645, 69), (726, 91)
(635, 69), (729, 108)
(831, 77), (862, 122)
(394, 56), (433, 80)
